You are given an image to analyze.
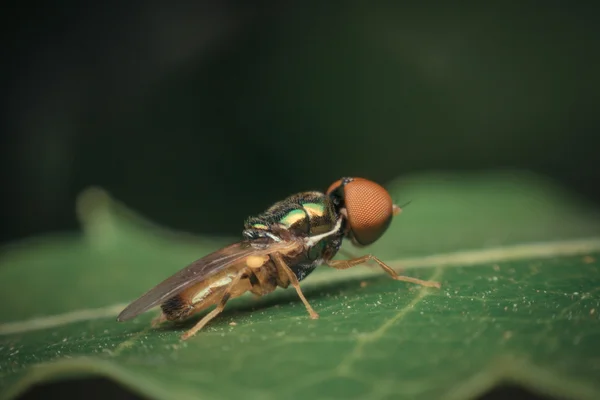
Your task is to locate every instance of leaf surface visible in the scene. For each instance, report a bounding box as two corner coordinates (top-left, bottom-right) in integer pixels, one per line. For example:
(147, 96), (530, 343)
(1, 172), (600, 400)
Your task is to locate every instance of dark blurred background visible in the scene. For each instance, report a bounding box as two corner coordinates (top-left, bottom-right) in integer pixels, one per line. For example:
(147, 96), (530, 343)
(2, 1), (599, 245)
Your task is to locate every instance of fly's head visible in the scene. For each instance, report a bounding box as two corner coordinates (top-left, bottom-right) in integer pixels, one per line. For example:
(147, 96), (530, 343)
(326, 177), (401, 247)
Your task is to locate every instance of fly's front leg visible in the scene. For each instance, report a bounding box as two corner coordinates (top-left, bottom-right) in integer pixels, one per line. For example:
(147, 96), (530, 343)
(271, 253), (319, 319)
(327, 255), (441, 288)
(180, 267), (250, 340)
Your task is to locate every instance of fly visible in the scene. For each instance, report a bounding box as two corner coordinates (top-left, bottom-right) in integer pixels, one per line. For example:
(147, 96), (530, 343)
(117, 177), (441, 339)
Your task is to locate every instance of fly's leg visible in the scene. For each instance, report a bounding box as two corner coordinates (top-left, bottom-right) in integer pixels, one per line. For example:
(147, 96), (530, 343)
(151, 312), (167, 327)
(271, 253), (319, 319)
(327, 255), (441, 288)
(180, 268), (250, 340)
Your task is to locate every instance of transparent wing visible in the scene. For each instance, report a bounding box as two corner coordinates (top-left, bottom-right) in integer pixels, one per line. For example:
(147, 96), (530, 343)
(117, 239), (302, 321)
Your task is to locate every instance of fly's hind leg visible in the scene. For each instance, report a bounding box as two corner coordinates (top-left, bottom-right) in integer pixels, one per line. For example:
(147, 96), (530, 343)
(180, 268), (250, 340)
(151, 312), (167, 327)
(271, 252), (319, 319)
(327, 255), (441, 288)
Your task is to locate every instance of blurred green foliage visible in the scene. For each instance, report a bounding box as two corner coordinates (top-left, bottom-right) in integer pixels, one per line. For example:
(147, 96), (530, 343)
(4, 3), (600, 243)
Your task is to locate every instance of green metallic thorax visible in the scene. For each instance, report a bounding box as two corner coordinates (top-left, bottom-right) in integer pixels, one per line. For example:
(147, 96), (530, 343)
(244, 191), (337, 238)
(242, 191), (344, 281)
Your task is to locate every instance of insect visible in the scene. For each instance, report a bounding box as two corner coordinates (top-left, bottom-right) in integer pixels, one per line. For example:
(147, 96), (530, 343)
(117, 177), (441, 339)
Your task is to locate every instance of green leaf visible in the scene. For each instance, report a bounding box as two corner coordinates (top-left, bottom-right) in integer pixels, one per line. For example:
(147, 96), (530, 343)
(2, 171), (600, 400)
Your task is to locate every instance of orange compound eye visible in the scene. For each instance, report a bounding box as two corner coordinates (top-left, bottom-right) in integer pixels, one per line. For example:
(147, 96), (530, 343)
(327, 178), (396, 246)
